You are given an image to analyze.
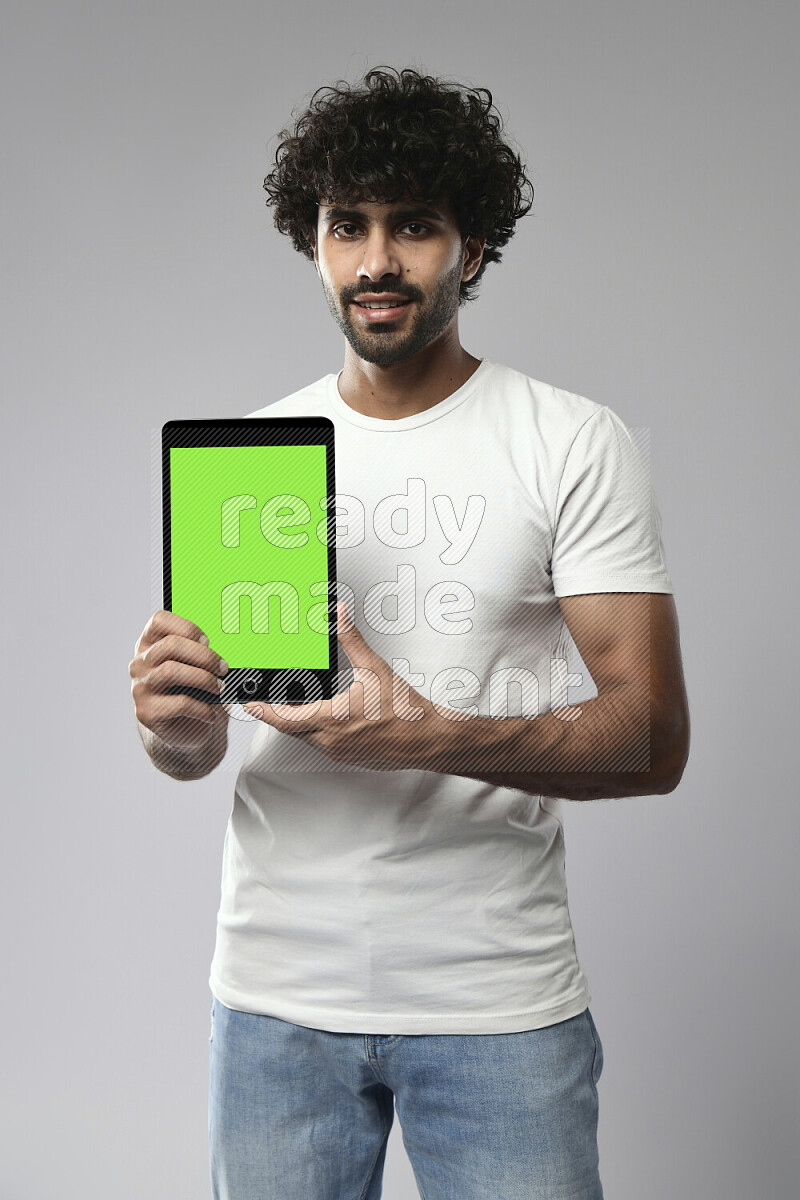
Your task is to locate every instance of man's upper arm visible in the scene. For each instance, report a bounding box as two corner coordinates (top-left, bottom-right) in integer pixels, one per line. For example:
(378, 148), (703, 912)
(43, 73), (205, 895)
(557, 592), (690, 790)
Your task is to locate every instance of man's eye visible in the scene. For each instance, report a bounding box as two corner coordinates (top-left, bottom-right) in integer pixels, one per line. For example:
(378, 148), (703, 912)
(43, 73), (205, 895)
(331, 222), (429, 237)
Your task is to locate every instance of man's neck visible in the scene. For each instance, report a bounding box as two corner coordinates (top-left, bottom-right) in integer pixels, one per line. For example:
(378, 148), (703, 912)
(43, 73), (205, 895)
(336, 344), (483, 421)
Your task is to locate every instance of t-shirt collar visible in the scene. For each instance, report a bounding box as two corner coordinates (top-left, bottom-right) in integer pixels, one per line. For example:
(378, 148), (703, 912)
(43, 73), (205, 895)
(327, 358), (491, 431)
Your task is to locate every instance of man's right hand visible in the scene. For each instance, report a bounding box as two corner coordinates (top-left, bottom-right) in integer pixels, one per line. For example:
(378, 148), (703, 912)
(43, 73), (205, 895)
(129, 610), (231, 751)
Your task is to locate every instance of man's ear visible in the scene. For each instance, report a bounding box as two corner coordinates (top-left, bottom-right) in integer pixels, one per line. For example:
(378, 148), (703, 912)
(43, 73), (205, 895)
(462, 235), (486, 283)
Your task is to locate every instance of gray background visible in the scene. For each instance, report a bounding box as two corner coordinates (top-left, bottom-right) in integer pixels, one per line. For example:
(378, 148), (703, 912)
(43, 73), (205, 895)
(2, 1), (798, 1197)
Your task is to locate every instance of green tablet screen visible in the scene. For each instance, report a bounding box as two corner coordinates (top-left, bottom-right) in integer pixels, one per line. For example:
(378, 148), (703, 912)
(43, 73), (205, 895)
(169, 442), (331, 670)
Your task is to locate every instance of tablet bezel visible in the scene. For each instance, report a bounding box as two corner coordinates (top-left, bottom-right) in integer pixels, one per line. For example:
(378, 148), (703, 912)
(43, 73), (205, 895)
(162, 416), (338, 706)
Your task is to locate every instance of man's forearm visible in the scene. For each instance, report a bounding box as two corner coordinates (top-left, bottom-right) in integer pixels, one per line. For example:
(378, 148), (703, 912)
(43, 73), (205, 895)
(423, 687), (687, 801)
(137, 717), (228, 781)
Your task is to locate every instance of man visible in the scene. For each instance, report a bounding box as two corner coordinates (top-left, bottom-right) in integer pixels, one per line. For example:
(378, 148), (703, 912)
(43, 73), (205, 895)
(130, 66), (689, 1200)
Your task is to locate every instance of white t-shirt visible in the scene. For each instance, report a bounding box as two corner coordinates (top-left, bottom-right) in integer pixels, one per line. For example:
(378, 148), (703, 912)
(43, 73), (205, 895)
(209, 358), (673, 1034)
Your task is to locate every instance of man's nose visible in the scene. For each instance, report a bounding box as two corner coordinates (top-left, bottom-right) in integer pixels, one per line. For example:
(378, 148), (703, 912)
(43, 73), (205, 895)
(356, 228), (401, 281)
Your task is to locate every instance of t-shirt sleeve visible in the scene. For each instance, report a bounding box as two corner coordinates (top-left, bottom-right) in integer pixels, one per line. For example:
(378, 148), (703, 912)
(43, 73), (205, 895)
(550, 405), (673, 596)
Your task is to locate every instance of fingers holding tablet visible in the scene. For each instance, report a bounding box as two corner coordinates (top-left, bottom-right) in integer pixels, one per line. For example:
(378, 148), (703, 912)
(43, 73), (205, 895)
(129, 609), (231, 749)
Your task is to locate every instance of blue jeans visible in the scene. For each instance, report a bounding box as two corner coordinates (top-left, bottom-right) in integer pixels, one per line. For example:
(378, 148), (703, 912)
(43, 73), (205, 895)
(209, 997), (604, 1199)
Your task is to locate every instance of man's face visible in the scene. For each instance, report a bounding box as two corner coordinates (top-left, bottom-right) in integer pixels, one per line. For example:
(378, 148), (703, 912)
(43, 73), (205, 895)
(312, 196), (479, 366)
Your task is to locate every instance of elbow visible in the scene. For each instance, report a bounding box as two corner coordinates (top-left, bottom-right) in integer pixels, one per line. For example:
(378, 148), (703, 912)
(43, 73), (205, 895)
(651, 699), (691, 794)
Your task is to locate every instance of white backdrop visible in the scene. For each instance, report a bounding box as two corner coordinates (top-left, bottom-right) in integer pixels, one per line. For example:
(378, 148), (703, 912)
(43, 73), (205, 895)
(2, 2), (798, 1197)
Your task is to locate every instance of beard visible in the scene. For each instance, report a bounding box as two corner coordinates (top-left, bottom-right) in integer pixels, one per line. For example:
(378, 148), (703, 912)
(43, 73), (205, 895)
(319, 255), (464, 366)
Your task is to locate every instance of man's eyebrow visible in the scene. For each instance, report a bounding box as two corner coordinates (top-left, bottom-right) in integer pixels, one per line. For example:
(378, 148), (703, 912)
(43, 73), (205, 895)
(321, 206), (447, 226)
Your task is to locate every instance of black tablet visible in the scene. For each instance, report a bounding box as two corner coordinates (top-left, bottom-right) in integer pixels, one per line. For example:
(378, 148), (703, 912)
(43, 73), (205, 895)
(162, 417), (337, 706)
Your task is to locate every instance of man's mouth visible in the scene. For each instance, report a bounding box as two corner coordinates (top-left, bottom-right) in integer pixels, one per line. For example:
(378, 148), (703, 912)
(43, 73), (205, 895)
(351, 298), (413, 321)
(353, 300), (410, 309)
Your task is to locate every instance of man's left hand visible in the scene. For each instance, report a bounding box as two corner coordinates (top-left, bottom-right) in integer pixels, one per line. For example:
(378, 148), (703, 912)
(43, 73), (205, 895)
(241, 602), (468, 770)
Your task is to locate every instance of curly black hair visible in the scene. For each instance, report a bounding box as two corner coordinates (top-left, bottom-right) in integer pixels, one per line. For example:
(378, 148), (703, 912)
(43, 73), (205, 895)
(263, 66), (534, 304)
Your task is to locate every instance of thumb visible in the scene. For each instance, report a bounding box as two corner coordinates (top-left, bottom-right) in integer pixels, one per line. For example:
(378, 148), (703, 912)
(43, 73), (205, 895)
(336, 602), (377, 661)
(336, 602), (392, 682)
(336, 600), (355, 635)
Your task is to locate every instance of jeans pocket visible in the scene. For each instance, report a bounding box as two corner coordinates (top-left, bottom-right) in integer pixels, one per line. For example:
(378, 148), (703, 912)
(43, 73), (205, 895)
(209, 998), (215, 1046)
(585, 1008), (604, 1090)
